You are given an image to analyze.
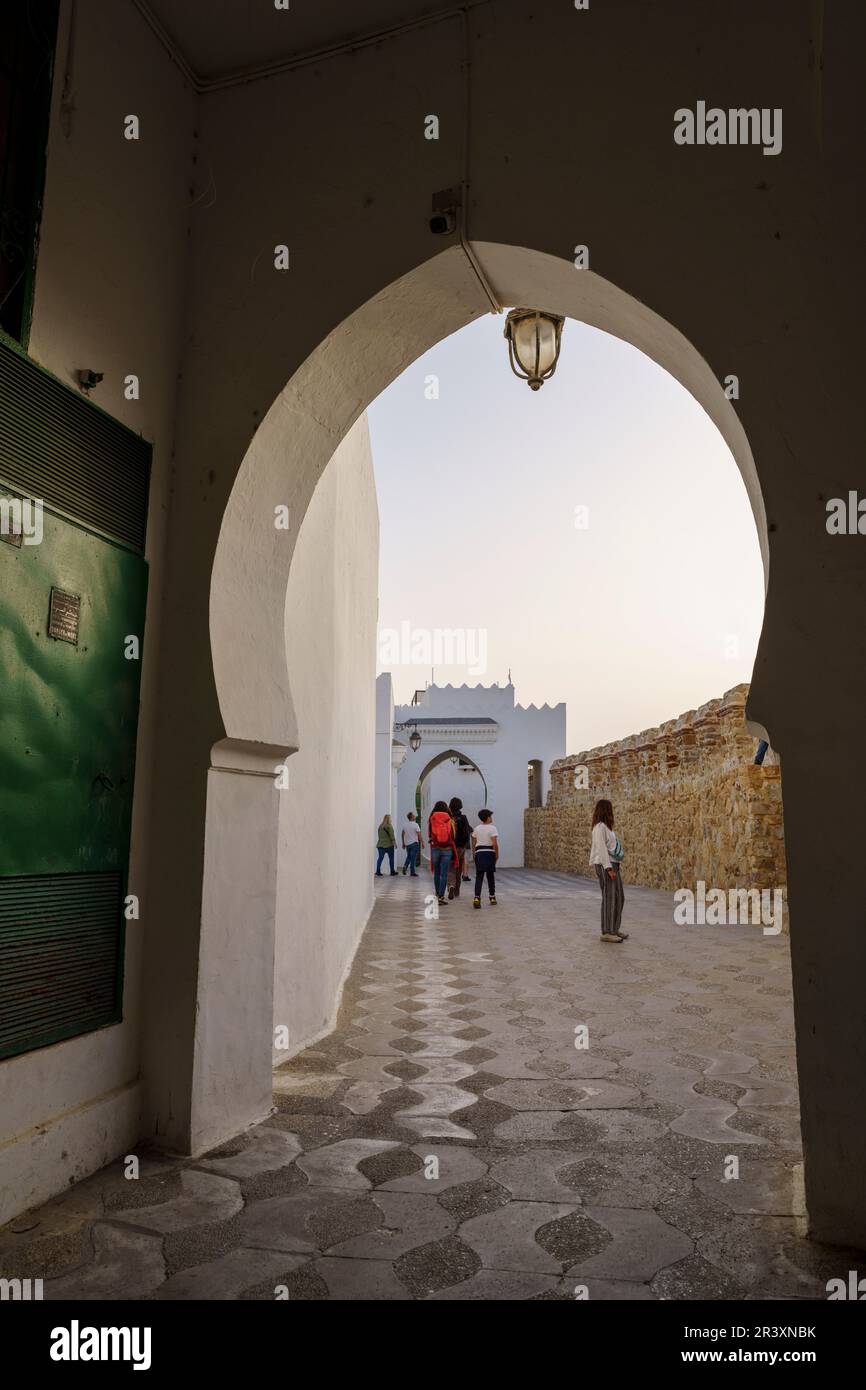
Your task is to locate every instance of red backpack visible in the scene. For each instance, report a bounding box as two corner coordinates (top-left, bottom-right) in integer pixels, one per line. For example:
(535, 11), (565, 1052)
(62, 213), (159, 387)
(429, 811), (453, 847)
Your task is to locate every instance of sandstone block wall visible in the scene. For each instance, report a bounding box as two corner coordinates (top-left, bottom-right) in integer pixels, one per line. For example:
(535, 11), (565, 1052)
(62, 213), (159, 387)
(525, 685), (787, 921)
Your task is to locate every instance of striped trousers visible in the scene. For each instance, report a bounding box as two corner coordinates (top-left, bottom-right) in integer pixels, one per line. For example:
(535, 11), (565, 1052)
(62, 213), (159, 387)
(595, 863), (625, 936)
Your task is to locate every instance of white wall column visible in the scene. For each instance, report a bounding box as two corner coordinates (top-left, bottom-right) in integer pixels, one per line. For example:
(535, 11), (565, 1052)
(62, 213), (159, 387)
(187, 738), (290, 1155)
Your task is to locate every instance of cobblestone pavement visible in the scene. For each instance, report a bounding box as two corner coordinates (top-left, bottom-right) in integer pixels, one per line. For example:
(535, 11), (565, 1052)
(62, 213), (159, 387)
(1, 870), (857, 1300)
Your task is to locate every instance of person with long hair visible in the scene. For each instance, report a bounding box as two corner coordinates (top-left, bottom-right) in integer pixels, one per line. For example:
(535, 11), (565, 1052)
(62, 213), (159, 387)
(375, 813), (398, 876)
(428, 800), (457, 904)
(590, 799), (628, 942)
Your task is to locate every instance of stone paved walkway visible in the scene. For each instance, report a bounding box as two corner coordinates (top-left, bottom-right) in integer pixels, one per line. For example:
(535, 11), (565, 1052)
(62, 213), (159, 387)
(0, 870), (856, 1300)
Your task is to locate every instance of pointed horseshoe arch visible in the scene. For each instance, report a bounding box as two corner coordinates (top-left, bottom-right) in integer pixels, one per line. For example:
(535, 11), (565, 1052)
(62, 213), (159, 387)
(415, 747), (489, 811)
(211, 242), (769, 758)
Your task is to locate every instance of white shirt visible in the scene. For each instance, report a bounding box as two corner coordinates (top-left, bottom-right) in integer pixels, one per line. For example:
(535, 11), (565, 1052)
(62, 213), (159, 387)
(589, 821), (618, 869)
(473, 822), (499, 849)
(402, 820), (421, 844)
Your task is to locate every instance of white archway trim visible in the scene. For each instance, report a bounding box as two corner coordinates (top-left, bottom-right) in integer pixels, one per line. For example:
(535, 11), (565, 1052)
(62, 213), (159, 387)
(210, 250), (487, 748)
(210, 737), (296, 775)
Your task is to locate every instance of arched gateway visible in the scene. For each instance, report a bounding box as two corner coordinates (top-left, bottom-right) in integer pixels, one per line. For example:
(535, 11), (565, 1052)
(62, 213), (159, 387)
(4, 0), (864, 1260)
(194, 242), (857, 1247)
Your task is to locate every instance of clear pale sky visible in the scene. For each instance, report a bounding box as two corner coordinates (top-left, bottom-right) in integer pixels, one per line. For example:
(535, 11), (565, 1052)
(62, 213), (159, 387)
(368, 313), (764, 753)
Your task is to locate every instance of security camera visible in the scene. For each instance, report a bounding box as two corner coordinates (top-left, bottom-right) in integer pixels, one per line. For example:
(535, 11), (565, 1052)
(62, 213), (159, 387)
(78, 369), (104, 393)
(429, 187), (461, 236)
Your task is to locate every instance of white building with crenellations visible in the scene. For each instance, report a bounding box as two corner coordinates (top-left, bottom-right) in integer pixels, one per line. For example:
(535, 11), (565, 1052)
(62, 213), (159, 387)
(374, 676), (566, 867)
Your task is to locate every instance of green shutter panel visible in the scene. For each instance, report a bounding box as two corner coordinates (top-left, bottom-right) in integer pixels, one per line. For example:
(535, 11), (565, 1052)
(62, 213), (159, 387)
(0, 338), (150, 1060)
(0, 873), (123, 1059)
(0, 340), (150, 551)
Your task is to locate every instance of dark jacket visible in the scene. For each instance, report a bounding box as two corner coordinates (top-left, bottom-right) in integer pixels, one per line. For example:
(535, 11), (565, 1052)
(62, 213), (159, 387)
(452, 812), (472, 849)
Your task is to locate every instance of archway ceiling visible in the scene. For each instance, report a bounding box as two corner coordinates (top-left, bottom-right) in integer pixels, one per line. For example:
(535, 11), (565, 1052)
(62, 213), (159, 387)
(139, 0), (473, 83)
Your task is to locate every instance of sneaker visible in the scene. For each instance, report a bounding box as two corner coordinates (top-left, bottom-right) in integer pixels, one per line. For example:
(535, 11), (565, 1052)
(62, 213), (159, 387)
(410, 872), (418, 877)
(462, 875), (471, 882)
(438, 896), (448, 905)
(489, 896), (497, 905)
(473, 897), (481, 909)
(600, 933), (625, 943)
(617, 931), (629, 939)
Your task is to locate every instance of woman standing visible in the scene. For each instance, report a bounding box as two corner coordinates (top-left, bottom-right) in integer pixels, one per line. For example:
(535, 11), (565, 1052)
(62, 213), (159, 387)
(375, 814), (398, 876)
(589, 799), (628, 943)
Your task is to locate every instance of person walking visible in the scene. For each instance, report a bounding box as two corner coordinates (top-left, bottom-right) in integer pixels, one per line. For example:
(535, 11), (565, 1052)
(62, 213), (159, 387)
(401, 811), (423, 876)
(589, 798), (628, 942)
(471, 809), (499, 908)
(428, 800), (457, 904)
(375, 814), (398, 876)
(446, 796), (472, 898)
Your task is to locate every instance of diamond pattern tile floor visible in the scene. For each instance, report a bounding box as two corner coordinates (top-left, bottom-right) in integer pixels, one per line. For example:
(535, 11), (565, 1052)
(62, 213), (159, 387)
(0, 870), (858, 1300)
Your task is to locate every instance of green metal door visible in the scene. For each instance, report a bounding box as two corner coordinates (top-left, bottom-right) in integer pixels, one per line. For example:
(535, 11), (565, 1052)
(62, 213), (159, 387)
(0, 338), (150, 1058)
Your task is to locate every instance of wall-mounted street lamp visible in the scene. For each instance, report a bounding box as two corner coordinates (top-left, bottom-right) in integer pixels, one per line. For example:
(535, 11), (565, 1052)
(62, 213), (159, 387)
(395, 719), (422, 753)
(503, 308), (565, 390)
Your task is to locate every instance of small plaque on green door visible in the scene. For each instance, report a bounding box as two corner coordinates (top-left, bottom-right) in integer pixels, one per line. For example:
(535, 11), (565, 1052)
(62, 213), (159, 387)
(48, 587), (81, 644)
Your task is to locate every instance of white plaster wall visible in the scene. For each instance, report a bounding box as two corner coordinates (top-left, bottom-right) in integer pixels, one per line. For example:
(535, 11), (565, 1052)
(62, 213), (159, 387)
(274, 418), (379, 1059)
(390, 753), (405, 836)
(374, 673), (395, 848)
(0, 0), (195, 1220)
(424, 763), (487, 817)
(393, 685), (565, 866)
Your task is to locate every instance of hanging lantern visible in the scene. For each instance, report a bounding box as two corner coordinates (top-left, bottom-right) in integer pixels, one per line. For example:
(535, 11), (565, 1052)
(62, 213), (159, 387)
(504, 308), (565, 390)
(409, 727), (422, 753)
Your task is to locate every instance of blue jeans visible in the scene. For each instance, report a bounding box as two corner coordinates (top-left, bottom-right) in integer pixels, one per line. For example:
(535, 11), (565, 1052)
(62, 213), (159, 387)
(403, 842), (420, 874)
(376, 846), (395, 874)
(431, 846), (452, 898)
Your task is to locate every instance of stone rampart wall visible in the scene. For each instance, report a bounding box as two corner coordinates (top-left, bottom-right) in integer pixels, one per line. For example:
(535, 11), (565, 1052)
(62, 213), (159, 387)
(525, 685), (787, 921)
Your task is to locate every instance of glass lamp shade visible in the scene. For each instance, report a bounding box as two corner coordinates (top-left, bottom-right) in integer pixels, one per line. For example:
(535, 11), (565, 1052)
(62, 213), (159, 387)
(409, 730), (422, 753)
(504, 308), (565, 390)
